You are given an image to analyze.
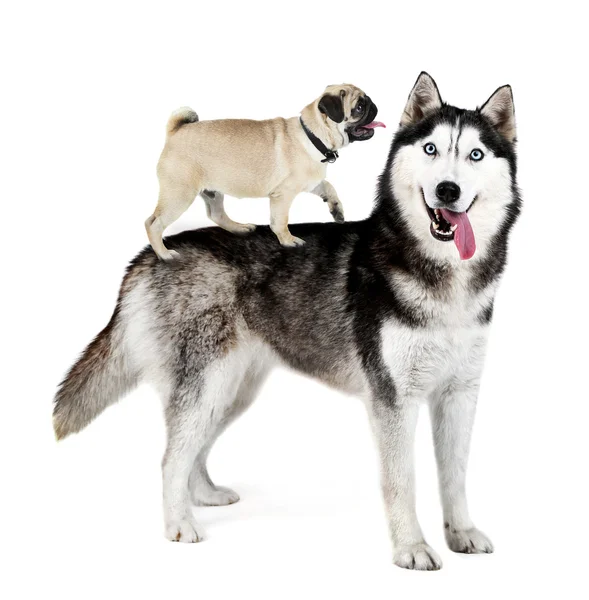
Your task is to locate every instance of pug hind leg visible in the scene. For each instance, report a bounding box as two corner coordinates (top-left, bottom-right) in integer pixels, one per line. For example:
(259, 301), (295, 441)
(311, 180), (344, 224)
(200, 191), (256, 234)
(146, 188), (196, 260)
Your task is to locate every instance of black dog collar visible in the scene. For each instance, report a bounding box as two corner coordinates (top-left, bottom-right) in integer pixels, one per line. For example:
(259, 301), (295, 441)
(299, 118), (339, 163)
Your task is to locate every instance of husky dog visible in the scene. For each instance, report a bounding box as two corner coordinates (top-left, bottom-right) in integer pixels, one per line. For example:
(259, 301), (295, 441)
(54, 73), (520, 571)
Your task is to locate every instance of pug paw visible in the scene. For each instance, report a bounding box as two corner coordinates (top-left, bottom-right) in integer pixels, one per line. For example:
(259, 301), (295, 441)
(328, 200), (345, 223)
(281, 235), (306, 247)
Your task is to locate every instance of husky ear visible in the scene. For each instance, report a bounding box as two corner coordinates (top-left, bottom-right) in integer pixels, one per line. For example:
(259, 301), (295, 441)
(318, 94), (344, 123)
(480, 85), (516, 142)
(401, 72), (442, 126)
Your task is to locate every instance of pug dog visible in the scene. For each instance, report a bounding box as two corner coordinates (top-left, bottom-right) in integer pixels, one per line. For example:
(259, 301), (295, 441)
(145, 84), (385, 259)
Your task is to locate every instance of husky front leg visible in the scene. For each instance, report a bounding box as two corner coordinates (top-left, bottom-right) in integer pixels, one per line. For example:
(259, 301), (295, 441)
(311, 180), (344, 223)
(430, 377), (494, 554)
(368, 392), (442, 570)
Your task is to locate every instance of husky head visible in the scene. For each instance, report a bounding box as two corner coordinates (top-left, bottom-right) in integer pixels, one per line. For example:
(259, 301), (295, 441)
(381, 72), (520, 263)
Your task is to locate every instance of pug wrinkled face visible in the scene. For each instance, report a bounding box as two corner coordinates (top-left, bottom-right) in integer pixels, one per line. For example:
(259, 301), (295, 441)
(318, 84), (385, 144)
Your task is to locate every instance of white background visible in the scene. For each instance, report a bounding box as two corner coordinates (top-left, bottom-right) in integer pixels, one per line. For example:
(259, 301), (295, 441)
(1, 1), (588, 598)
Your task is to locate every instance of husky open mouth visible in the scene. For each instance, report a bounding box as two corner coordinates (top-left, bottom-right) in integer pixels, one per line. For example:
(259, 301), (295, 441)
(422, 190), (477, 260)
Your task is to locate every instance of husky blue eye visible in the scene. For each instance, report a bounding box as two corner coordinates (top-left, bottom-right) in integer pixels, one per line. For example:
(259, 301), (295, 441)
(424, 143), (436, 156)
(470, 148), (484, 161)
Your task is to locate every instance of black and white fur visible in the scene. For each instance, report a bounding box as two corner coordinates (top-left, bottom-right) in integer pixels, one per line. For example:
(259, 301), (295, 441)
(54, 73), (520, 570)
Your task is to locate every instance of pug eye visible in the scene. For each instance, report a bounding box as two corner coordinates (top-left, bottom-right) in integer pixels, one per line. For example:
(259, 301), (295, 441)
(354, 102), (364, 114)
(424, 143), (437, 156)
(470, 148), (484, 161)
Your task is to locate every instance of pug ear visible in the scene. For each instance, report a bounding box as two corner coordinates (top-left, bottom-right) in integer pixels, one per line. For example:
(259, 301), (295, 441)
(480, 85), (516, 142)
(318, 94), (344, 123)
(401, 72), (442, 126)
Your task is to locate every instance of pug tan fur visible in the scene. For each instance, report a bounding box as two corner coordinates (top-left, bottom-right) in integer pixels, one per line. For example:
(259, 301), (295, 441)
(146, 84), (374, 259)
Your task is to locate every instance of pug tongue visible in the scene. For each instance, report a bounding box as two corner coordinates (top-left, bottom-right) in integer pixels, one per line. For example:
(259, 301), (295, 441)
(439, 209), (476, 260)
(360, 121), (386, 129)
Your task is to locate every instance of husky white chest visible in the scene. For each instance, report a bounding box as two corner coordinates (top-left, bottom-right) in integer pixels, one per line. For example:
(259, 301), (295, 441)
(380, 321), (488, 398)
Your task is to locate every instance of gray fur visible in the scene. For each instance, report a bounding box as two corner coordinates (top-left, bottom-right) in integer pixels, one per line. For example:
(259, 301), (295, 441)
(53, 307), (138, 440)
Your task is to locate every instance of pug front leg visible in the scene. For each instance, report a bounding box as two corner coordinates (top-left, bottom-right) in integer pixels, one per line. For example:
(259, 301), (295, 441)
(311, 180), (344, 223)
(269, 192), (305, 247)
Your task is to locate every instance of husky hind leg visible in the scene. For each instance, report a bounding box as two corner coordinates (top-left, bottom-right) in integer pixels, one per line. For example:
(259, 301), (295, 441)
(189, 357), (270, 507)
(162, 345), (264, 542)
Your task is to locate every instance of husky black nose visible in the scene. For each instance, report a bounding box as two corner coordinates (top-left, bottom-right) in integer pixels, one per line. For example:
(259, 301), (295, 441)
(436, 181), (461, 203)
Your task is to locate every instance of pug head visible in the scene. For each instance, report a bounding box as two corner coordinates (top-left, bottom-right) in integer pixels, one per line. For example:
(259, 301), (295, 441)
(316, 84), (385, 146)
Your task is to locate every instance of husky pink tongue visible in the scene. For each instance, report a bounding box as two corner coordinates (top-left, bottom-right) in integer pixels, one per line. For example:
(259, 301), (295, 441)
(360, 121), (386, 129)
(439, 209), (476, 260)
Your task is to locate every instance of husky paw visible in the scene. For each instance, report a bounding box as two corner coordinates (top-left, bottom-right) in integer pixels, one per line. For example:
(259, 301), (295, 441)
(165, 518), (204, 543)
(159, 249), (180, 261)
(329, 202), (345, 224)
(393, 543), (442, 571)
(192, 485), (240, 507)
(445, 525), (494, 554)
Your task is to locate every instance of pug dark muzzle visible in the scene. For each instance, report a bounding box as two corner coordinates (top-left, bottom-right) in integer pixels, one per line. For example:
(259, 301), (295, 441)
(346, 96), (380, 142)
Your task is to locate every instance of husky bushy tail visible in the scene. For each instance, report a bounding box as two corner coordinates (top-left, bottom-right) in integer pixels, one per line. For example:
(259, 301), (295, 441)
(53, 305), (137, 440)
